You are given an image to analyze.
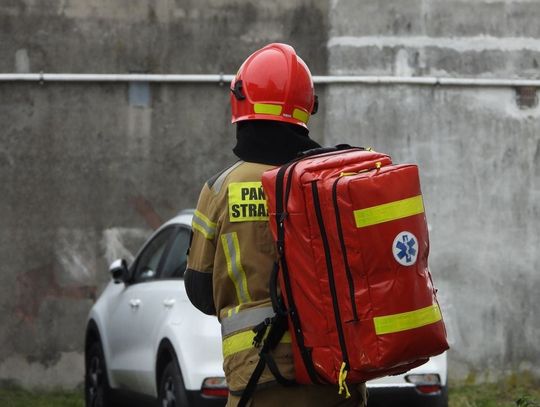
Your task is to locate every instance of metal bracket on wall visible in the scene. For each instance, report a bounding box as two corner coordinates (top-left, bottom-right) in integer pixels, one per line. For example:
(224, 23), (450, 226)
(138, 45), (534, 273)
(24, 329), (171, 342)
(129, 82), (151, 107)
(515, 86), (538, 109)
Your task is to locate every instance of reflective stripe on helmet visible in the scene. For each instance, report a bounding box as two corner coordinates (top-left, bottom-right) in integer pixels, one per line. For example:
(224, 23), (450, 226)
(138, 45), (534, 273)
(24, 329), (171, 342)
(292, 108), (309, 124)
(254, 103), (283, 116)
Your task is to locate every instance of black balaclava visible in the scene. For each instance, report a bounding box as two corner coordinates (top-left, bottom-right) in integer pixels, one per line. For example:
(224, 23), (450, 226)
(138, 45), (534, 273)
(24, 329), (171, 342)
(232, 120), (321, 166)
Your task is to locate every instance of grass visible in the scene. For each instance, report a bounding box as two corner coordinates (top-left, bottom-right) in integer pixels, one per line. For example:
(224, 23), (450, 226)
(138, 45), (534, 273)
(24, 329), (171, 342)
(0, 377), (538, 407)
(0, 387), (84, 407)
(449, 374), (540, 407)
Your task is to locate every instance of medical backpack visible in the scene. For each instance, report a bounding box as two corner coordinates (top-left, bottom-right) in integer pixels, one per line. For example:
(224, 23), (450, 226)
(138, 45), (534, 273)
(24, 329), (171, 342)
(259, 145), (449, 389)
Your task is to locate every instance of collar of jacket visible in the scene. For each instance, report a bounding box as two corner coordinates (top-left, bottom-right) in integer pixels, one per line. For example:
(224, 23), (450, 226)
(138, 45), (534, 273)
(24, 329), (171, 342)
(232, 120), (321, 166)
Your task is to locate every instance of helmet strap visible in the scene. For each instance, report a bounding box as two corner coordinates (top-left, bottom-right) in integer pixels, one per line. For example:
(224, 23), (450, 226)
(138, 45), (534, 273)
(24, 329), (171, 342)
(231, 80), (246, 100)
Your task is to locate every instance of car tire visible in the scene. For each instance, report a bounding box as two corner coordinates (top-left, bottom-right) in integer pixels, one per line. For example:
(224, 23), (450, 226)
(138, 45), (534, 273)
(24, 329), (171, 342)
(438, 385), (449, 407)
(158, 360), (189, 407)
(85, 340), (116, 407)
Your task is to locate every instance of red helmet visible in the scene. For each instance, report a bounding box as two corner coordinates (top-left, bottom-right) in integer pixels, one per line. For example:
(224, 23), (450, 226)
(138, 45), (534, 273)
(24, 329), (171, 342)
(230, 43), (318, 128)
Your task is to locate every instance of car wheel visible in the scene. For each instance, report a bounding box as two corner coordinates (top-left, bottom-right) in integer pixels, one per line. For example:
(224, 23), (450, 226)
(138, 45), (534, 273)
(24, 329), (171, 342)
(158, 360), (189, 407)
(438, 385), (449, 407)
(85, 340), (115, 407)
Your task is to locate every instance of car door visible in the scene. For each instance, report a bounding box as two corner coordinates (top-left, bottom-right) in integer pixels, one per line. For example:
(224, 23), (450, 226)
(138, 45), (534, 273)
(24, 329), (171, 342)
(106, 226), (177, 390)
(132, 225), (193, 394)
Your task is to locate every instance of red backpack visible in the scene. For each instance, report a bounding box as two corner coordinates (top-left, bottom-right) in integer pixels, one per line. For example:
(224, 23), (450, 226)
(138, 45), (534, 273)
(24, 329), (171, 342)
(238, 146), (449, 406)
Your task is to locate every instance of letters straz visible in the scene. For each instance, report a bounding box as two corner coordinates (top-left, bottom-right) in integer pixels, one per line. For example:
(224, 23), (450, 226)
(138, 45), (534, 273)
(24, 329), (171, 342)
(228, 182), (269, 222)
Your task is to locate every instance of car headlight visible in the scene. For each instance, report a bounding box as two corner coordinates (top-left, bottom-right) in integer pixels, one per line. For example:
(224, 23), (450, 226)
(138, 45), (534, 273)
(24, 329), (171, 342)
(202, 377), (228, 398)
(404, 373), (442, 395)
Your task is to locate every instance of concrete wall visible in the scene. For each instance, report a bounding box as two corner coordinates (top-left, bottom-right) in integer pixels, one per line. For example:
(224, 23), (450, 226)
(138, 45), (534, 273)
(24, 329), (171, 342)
(328, 0), (540, 78)
(0, 0), (539, 390)
(0, 0), (328, 389)
(326, 0), (540, 382)
(325, 84), (540, 382)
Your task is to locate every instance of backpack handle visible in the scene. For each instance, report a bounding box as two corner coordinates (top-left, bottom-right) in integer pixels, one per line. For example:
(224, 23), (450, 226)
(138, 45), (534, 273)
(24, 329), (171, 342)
(296, 144), (363, 159)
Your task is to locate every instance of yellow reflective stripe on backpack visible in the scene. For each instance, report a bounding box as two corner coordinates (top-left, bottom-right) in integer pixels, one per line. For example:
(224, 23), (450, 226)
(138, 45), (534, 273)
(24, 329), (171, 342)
(354, 195), (424, 228)
(222, 330), (291, 358)
(228, 182), (269, 222)
(373, 304), (442, 335)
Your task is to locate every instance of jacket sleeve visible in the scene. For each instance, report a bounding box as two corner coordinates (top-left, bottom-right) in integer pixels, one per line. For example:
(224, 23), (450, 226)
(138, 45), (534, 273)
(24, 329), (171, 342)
(184, 268), (215, 315)
(185, 183), (219, 316)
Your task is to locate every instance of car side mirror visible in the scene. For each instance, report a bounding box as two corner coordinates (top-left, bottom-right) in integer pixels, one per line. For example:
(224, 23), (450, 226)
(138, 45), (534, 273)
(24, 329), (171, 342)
(109, 259), (129, 284)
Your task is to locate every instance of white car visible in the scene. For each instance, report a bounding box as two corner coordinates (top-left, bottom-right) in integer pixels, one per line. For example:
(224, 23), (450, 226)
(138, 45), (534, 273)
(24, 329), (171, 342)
(85, 210), (448, 407)
(85, 210), (226, 407)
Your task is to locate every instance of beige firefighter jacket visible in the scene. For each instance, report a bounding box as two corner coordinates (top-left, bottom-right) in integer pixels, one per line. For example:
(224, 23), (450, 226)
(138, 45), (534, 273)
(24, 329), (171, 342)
(187, 160), (294, 393)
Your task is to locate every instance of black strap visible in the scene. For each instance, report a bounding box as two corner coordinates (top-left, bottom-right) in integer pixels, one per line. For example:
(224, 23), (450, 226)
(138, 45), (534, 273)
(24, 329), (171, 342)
(274, 161), (321, 385)
(238, 145), (366, 406)
(237, 355), (267, 407)
(260, 314), (295, 386)
(272, 144), (367, 384)
(262, 352), (296, 386)
(295, 144), (354, 159)
(237, 315), (292, 407)
(269, 262), (286, 315)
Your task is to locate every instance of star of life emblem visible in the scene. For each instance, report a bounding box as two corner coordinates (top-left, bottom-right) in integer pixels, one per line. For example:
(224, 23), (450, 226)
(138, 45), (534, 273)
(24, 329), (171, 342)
(392, 231), (418, 266)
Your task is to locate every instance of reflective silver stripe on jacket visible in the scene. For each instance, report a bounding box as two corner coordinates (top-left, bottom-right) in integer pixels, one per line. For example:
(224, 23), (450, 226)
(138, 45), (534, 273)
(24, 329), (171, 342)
(221, 306), (275, 337)
(211, 161), (244, 194)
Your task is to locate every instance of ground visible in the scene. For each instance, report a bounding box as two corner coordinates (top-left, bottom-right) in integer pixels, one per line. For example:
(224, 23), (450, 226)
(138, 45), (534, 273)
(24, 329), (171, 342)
(0, 378), (538, 407)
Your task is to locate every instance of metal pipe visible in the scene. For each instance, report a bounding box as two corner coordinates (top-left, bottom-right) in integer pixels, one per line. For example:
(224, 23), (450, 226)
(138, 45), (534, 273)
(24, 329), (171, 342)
(0, 73), (236, 83)
(1, 73), (539, 87)
(313, 75), (540, 87)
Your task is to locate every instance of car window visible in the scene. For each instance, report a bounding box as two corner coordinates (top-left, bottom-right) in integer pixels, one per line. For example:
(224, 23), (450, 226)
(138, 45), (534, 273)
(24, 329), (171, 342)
(132, 227), (176, 284)
(160, 227), (191, 279)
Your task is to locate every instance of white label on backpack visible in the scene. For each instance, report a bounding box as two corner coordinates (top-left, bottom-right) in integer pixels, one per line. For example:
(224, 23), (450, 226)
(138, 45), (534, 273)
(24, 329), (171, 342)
(392, 231), (418, 266)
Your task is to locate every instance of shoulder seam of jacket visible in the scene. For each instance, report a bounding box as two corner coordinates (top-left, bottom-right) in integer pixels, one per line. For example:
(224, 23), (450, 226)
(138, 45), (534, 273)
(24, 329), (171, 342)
(207, 161), (244, 194)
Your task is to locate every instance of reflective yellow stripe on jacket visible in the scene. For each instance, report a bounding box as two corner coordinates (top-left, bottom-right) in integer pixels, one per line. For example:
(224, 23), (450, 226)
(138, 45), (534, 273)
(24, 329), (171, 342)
(221, 232), (252, 305)
(192, 209), (217, 240)
(221, 306), (289, 358)
(223, 329), (292, 358)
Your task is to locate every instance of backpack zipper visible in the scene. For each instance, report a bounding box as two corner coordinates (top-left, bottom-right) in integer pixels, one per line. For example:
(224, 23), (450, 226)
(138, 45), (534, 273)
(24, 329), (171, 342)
(332, 177), (359, 322)
(311, 180), (350, 371)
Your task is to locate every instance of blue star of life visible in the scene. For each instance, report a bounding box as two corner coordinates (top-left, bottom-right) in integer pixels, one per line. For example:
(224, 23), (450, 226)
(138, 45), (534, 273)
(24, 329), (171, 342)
(396, 234), (417, 263)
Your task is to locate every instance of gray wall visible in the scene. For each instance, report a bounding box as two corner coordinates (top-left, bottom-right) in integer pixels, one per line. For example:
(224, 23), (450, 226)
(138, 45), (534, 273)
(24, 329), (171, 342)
(0, 0), (329, 389)
(326, 0), (540, 382)
(1, 0), (539, 389)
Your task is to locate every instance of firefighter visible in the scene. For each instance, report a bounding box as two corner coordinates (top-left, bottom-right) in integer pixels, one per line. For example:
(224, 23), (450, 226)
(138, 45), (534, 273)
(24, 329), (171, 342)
(185, 43), (367, 407)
